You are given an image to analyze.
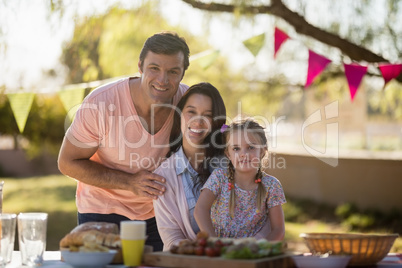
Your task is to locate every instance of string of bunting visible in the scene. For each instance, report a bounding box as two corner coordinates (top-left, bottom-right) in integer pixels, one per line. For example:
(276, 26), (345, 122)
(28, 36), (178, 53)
(7, 92), (35, 133)
(5, 88), (86, 134)
(4, 29), (401, 133)
(242, 27), (402, 102)
(4, 50), (222, 134)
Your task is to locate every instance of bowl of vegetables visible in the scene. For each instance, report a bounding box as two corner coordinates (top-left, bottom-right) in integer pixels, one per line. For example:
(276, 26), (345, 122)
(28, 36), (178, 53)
(221, 238), (284, 259)
(169, 232), (284, 259)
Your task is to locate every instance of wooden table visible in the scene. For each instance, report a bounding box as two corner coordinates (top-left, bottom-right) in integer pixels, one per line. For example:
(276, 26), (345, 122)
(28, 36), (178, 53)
(8, 252), (125, 268)
(143, 252), (402, 268)
(6, 251), (402, 267)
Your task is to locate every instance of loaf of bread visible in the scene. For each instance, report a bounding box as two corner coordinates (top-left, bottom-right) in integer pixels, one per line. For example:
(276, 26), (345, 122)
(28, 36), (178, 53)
(59, 229), (121, 248)
(59, 222), (123, 263)
(70, 221), (119, 234)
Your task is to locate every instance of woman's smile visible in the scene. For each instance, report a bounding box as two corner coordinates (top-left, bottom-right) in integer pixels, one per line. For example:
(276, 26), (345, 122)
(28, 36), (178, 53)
(188, 127), (208, 134)
(181, 93), (213, 147)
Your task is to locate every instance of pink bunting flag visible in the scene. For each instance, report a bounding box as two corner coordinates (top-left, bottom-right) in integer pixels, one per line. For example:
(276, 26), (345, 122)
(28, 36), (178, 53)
(274, 27), (289, 58)
(378, 63), (402, 88)
(344, 63), (368, 101)
(305, 50), (332, 88)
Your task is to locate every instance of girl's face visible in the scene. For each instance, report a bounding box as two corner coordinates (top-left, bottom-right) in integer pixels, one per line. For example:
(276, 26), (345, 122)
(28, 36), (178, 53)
(181, 93), (213, 148)
(225, 129), (266, 174)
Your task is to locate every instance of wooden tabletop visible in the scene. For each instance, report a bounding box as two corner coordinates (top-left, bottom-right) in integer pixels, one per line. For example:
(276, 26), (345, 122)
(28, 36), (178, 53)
(7, 251), (402, 268)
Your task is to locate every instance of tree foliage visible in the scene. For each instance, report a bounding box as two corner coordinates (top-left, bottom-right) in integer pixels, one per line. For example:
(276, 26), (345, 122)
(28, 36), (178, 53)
(178, 0), (402, 120)
(59, 2), (263, 118)
(3, 1), (256, 157)
(0, 87), (19, 136)
(0, 89), (67, 156)
(23, 95), (67, 157)
(62, 15), (104, 84)
(3, 0), (402, 159)
(180, 0), (402, 82)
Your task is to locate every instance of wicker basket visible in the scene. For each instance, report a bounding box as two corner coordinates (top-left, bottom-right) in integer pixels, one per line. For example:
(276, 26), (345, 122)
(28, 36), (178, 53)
(300, 233), (399, 266)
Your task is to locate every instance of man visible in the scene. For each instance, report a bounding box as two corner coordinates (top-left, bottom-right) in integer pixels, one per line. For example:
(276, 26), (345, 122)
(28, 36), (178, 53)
(58, 32), (190, 251)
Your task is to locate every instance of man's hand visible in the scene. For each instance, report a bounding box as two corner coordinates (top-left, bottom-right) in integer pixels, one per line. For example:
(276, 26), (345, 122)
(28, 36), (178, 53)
(129, 170), (166, 199)
(59, 134), (167, 199)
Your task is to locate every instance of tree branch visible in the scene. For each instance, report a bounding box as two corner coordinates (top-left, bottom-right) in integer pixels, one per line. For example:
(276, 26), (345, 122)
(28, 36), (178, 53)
(181, 0), (402, 83)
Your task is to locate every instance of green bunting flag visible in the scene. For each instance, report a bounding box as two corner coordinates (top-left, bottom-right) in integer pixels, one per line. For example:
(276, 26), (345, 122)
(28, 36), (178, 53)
(57, 87), (86, 121)
(243, 33), (266, 57)
(7, 92), (35, 133)
(191, 49), (220, 70)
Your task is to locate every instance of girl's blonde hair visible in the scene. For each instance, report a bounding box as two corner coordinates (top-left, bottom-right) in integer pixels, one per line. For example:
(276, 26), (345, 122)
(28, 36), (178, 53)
(222, 117), (268, 218)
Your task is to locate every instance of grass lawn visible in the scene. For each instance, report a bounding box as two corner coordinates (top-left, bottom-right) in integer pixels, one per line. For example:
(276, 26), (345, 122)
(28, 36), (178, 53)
(2, 175), (78, 251)
(2, 175), (401, 252)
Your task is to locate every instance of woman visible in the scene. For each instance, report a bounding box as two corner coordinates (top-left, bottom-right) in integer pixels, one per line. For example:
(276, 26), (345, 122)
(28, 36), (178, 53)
(153, 82), (226, 251)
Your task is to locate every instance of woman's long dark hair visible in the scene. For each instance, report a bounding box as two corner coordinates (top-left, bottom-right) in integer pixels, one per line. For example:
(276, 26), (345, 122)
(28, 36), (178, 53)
(168, 82), (227, 190)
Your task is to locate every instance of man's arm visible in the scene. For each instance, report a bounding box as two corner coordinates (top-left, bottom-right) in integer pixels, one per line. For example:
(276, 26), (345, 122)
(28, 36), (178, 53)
(57, 133), (166, 200)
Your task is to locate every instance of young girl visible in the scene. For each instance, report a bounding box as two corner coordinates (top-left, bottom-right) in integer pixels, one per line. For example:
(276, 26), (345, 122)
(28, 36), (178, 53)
(194, 118), (286, 240)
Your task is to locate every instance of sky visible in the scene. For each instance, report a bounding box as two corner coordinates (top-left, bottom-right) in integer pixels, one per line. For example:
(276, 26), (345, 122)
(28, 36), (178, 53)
(0, 0), (127, 92)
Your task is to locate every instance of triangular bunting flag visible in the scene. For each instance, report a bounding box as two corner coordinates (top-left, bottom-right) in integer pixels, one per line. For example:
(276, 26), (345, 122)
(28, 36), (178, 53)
(190, 49), (220, 70)
(199, 50), (220, 70)
(58, 87), (86, 121)
(243, 33), (265, 57)
(274, 27), (289, 58)
(344, 63), (368, 101)
(7, 92), (35, 133)
(305, 50), (332, 88)
(378, 63), (402, 88)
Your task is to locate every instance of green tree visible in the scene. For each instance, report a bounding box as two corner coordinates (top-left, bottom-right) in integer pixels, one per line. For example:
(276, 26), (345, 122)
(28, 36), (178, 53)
(179, 0), (402, 119)
(181, 0), (402, 83)
(59, 2), (260, 118)
(61, 15), (105, 84)
(61, 3), (213, 83)
(23, 95), (67, 157)
(0, 89), (67, 156)
(0, 87), (19, 148)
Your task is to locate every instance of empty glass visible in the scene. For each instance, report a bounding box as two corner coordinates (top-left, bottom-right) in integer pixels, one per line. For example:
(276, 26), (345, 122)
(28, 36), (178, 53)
(0, 181), (4, 213)
(18, 213), (48, 267)
(0, 213), (16, 266)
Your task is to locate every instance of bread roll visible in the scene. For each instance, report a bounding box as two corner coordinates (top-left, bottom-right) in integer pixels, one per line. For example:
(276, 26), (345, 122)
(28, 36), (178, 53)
(104, 232), (121, 248)
(60, 229), (121, 248)
(70, 222), (119, 234)
(59, 222), (123, 264)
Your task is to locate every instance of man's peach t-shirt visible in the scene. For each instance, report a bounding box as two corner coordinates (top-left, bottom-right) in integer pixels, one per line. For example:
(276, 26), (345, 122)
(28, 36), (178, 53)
(67, 77), (188, 220)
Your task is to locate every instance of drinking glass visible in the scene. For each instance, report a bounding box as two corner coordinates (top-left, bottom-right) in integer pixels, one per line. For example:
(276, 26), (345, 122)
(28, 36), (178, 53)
(120, 220), (146, 267)
(0, 213), (16, 266)
(17, 213), (48, 266)
(0, 181), (4, 213)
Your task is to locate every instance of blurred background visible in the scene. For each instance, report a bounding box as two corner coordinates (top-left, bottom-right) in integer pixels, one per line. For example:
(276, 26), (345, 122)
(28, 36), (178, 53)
(0, 0), (401, 251)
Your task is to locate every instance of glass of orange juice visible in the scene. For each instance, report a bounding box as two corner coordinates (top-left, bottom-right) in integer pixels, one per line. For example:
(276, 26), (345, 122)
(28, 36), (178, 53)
(120, 220), (146, 267)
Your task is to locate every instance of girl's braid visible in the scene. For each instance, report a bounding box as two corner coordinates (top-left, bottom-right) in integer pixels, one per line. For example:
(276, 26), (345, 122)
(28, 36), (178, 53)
(228, 161), (236, 218)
